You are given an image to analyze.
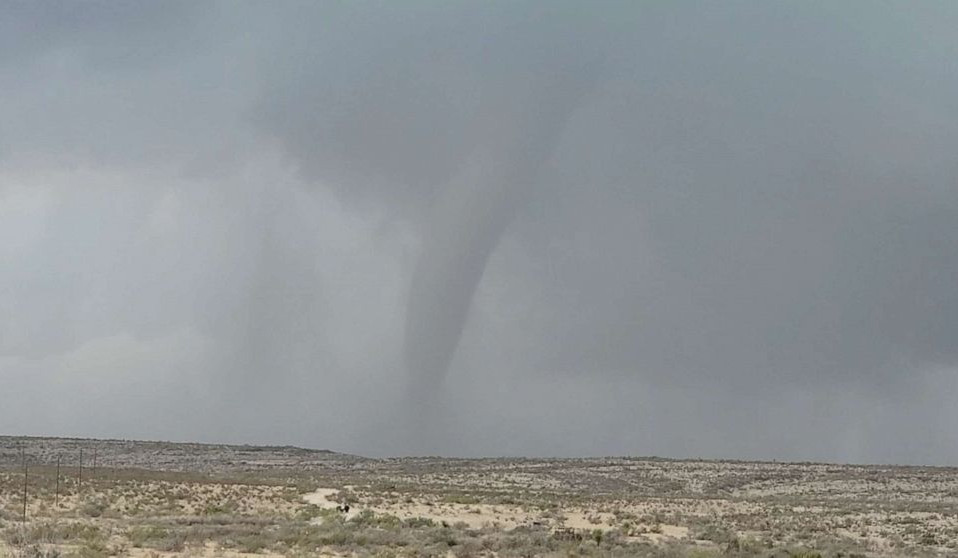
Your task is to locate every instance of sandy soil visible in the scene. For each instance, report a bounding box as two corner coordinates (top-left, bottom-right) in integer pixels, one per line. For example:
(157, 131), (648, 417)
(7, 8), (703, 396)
(303, 487), (360, 521)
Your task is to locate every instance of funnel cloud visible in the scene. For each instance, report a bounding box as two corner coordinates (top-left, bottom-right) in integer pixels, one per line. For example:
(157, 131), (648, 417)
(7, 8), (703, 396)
(405, 70), (600, 393)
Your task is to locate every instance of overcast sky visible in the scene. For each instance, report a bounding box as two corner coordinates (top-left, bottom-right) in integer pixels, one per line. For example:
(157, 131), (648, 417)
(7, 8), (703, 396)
(2, 2), (956, 464)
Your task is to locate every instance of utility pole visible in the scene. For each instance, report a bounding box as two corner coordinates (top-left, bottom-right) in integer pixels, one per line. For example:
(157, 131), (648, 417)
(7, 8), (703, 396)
(56, 455), (61, 507)
(21, 446), (27, 523)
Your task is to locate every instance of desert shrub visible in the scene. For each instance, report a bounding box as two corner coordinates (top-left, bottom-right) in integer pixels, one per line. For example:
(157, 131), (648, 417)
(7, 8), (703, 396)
(10, 544), (63, 558)
(693, 522), (736, 545)
(295, 504), (324, 521)
(272, 522), (323, 548)
(403, 517), (436, 528)
(127, 525), (169, 548)
(79, 498), (109, 518)
(201, 499), (239, 515)
(428, 526), (459, 547)
(72, 536), (108, 558)
(154, 530), (186, 552)
(234, 532), (272, 553)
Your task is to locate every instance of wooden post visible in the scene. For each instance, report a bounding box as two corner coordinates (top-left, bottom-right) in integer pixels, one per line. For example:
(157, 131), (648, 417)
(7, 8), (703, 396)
(56, 455), (61, 507)
(78, 448), (83, 493)
(92, 447), (97, 484)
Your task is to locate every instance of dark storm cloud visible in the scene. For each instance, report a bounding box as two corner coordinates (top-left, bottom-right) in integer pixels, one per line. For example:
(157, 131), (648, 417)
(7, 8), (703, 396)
(1, 1), (956, 463)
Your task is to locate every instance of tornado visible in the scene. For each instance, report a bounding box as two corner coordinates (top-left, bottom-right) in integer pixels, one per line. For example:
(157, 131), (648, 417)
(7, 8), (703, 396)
(403, 68), (600, 400)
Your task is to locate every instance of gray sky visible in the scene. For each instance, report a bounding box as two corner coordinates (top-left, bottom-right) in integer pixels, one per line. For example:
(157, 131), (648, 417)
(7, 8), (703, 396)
(2, 1), (957, 464)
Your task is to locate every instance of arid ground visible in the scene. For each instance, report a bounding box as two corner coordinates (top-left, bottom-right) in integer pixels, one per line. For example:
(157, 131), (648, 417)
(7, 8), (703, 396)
(1, 436), (955, 557)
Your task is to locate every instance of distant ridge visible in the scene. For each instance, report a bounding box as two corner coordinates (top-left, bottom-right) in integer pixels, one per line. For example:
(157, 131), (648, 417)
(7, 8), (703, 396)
(0, 435), (367, 473)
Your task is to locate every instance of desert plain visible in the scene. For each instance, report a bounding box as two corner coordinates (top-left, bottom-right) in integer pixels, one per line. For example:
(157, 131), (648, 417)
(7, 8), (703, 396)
(1, 436), (956, 557)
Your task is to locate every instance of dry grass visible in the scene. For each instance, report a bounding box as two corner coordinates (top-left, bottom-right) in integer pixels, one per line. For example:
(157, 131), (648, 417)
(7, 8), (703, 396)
(1, 436), (956, 557)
